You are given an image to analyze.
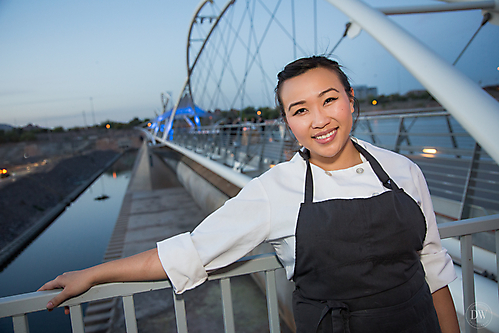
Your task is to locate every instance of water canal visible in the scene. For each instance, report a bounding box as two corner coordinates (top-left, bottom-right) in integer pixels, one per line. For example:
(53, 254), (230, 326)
(0, 151), (137, 333)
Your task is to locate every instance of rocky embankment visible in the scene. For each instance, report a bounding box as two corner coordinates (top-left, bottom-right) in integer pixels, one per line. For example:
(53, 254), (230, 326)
(0, 150), (119, 252)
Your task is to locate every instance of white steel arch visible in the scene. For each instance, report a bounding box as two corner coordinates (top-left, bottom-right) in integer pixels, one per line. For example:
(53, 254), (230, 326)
(160, 0), (236, 140)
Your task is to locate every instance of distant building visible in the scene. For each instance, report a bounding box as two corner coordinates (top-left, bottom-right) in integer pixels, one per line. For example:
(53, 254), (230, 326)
(22, 124), (43, 132)
(352, 85), (378, 100)
(0, 124), (13, 132)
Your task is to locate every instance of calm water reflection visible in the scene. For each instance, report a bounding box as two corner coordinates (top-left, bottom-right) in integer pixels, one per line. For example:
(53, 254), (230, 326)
(0, 151), (136, 333)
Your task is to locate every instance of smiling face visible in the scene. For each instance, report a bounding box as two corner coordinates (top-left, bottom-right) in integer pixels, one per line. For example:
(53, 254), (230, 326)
(280, 67), (360, 170)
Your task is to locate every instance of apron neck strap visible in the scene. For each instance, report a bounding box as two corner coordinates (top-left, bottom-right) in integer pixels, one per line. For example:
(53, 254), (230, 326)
(300, 149), (314, 203)
(299, 149), (314, 203)
(351, 141), (398, 190)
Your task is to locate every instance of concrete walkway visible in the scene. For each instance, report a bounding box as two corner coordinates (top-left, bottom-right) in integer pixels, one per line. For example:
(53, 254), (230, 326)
(84, 142), (291, 333)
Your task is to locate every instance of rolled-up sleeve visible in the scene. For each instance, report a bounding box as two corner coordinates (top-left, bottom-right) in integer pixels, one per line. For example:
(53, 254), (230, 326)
(157, 178), (271, 293)
(412, 163), (457, 293)
(157, 233), (208, 293)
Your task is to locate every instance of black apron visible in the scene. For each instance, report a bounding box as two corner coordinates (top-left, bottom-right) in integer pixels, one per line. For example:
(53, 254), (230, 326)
(293, 141), (441, 333)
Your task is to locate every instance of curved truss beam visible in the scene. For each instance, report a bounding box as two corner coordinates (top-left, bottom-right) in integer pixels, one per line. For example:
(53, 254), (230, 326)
(160, 0), (236, 141)
(325, 0), (499, 164)
(187, 0), (236, 100)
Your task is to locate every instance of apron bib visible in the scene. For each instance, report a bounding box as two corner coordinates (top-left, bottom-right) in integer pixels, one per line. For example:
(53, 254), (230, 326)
(293, 141), (441, 333)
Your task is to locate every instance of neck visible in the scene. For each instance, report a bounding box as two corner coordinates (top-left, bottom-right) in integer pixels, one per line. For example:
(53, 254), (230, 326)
(309, 139), (362, 171)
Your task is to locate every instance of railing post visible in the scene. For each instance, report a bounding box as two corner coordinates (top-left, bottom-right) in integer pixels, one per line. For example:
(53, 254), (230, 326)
(395, 116), (412, 153)
(220, 278), (236, 333)
(362, 118), (377, 144)
(265, 270), (281, 333)
(445, 114), (460, 158)
(459, 142), (481, 220)
(460, 234), (477, 333)
(173, 291), (189, 333)
(258, 125), (268, 171)
(220, 127), (227, 161)
(122, 295), (138, 333)
(496, 230), (499, 299)
(12, 314), (29, 333)
(69, 305), (85, 333)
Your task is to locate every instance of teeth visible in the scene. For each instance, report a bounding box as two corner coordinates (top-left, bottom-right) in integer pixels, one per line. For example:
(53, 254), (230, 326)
(315, 129), (336, 140)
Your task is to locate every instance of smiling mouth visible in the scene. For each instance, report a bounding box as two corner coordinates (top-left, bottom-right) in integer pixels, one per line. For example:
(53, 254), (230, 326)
(313, 128), (337, 140)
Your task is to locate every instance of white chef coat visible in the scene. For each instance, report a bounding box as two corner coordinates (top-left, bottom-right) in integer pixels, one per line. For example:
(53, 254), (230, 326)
(157, 138), (456, 294)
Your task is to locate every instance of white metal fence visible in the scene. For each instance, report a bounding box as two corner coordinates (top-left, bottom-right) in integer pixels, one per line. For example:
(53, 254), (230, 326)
(0, 253), (283, 333)
(1, 218), (498, 333)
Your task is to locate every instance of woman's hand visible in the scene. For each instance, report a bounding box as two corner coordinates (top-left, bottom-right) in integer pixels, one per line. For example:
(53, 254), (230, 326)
(38, 269), (94, 314)
(37, 249), (168, 314)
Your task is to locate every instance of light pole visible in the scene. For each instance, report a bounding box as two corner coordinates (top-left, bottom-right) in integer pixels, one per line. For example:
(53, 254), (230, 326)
(82, 111), (88, 128)
(90, 97), (96, 127)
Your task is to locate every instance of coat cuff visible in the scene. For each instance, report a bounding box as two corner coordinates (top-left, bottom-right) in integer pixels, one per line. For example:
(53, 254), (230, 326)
(422, 247), (457, 293)
(157, 232), (208, 294)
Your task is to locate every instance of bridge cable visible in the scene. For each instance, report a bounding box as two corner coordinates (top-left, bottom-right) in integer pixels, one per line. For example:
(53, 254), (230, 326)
(452, 12), (491, 66)
(326, 22), (352, 58)
(231, 0), (283, 109)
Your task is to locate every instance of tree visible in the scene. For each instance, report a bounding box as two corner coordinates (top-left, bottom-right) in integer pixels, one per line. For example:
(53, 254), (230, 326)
(19, 131), (36, 142)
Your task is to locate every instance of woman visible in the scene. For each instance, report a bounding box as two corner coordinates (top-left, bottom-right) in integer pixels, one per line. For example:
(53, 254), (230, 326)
(40, 56), (459, 332)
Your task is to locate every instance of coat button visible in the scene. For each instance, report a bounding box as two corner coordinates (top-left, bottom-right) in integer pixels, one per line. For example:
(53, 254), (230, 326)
(356, 167), (364, 174)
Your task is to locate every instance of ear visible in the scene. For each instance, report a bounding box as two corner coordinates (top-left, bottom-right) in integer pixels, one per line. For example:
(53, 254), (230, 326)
(349, 88), (355, 114)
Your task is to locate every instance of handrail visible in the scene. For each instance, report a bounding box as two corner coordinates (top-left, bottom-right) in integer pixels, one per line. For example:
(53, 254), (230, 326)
(439, 215), (499, 333)
(0, 253), (282, 333)
(0, 253), (283, 333)
(438, 214), (499, 239)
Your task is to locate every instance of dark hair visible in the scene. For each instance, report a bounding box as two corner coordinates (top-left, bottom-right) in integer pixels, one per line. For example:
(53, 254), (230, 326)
(274, 56), (357, 119)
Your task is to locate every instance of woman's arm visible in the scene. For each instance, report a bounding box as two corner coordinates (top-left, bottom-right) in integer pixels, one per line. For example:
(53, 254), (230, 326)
(432, 286), (460, 333)
(38, 248), (167, 313)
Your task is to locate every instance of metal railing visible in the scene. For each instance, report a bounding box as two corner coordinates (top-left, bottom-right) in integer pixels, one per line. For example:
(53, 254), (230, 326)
(1, 217), (498, 333)
(352, 109), (499, 219)
(438, 215), (499, 333)
(165, 109), (499, 219)
(0, 253), (283, 333)
(170, 120), (298, 176)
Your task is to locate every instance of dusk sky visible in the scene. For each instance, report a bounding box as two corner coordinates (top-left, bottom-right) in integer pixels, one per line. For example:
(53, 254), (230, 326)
(1, 0), (498, 129)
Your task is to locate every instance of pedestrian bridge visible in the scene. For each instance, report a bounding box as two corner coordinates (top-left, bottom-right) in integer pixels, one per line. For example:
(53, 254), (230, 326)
(2, 0), (499, 332)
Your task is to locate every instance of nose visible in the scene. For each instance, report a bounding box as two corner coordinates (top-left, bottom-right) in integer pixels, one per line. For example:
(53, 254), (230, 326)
(311, 106), (330, 129)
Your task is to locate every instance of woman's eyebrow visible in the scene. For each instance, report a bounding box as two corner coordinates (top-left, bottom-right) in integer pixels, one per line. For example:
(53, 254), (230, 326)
(286, 87), (340, 112)
(319, 87), (339, 97)
(287, 100), (305, 112)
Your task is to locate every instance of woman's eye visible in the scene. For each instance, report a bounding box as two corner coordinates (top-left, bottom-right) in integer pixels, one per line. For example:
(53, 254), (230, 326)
(293, 108), (306, 116)
(324, 97), (337, 105)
